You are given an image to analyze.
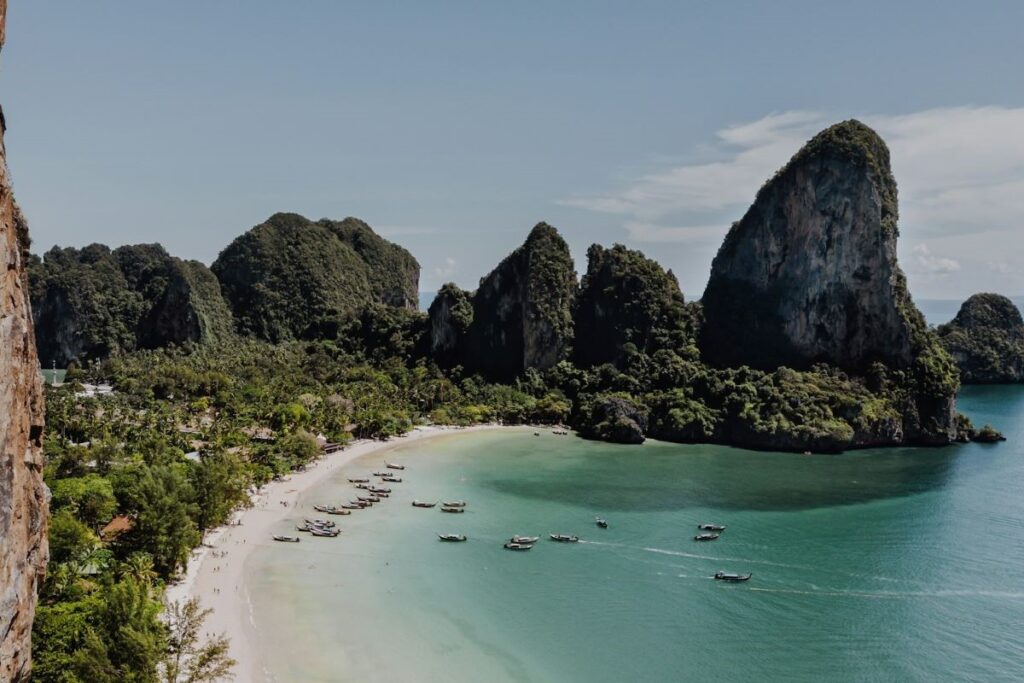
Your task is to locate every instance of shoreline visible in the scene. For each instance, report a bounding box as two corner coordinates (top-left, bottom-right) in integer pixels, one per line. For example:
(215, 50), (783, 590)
(163, 424), (504, 682)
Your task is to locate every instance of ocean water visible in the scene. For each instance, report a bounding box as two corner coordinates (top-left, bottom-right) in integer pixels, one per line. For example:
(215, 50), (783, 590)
(248, 386), (1024, 682)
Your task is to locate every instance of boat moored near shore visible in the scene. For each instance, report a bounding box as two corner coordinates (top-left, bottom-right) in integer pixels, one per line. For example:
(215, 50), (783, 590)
(438, 533), (467, 542)
(273, 535), (301, 543)
(412, 500), (437, 508)
(714, 572), (752, 582)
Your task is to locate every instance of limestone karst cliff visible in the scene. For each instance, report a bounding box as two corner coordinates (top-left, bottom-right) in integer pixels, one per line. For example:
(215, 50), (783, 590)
(428, 222), (576, 380)
(699, 120), (959, 445)
(573, 243), (695, 369)
(29, 243), (234, 366)
(212, 213), (419, 342)
(0, 1), (50, 678)
(938, 293), (1024, 383)
(701, 120), (916, 372)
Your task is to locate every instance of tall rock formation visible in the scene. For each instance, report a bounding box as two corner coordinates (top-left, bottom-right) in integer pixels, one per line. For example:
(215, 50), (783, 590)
(573, 243), (693, 368)
(0, 1), (50, 678)
(701, 120), (916, 372)
(466, 222), (576, 380)
(699, 120), (959, 444)
(426, 223), (576, 380)
(30, 243), (233, 366)
(212, 213), (419, 342)
(426, 282), (473, 366)
(938, 293), (1024, 383)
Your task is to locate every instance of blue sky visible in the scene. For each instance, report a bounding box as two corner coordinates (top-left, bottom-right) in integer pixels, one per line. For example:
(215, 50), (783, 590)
(4, 1), (1024, 298)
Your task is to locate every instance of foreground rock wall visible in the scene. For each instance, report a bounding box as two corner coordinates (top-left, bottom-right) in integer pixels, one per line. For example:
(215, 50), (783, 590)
(0, 2), (50, 679)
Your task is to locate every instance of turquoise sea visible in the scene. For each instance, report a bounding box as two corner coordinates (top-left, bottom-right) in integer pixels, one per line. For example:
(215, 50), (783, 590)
(248, 386), (1024, 682)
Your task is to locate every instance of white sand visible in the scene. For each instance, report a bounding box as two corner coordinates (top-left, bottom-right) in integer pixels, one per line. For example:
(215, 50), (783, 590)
(163, 424), (501, 682)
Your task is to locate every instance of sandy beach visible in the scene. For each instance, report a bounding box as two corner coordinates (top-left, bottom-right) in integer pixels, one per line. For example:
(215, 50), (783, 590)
(163, 424), (501, 682)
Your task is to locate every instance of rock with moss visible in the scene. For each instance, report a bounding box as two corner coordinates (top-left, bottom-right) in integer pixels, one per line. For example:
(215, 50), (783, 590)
(699, 120), (960, 445)
(573, 244), (695, 368)
(576, 394), (648, 444)
(461, 222), (576, 380)
(427, 283), (473, 366)
(937, 293), (1024, 383)
(972, 424), (1006, 443)
(30, 243), (233, 366)
(212, 213), (419, 342)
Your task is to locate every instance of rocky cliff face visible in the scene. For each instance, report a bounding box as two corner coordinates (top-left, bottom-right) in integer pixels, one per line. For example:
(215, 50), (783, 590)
(938, 293), (1024, 383)
(701, 120), (917, 372)
(30, 243), (233, 366)
(573, 243), (693, 368)
(212, 213), (419, 342)
(0, 2), (50, 678)
(463, 223), (576, 380)
(427, 283), (473, 365)
(700, 120), (959, 444)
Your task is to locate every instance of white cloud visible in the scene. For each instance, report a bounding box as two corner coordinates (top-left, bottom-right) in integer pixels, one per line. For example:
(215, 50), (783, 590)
(911, 244), (961, 276)
(433, 256), (457, 280)
(560, 106), (1024, 246)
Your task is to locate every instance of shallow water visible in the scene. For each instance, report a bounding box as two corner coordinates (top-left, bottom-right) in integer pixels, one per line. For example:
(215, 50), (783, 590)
(248, 386), (1024, 682)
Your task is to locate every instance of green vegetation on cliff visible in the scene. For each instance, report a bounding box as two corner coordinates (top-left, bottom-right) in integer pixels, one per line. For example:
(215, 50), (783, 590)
(29, 243), (233, 367)
(573, 243), (697, 368)
(211, 213), (419, 342)
(938, 293), (1024, 383)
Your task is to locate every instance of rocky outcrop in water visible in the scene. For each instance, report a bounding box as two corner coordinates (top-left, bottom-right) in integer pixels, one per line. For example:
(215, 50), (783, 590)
(212, 213), (419, 342)
(938, 293), (1024, 383)
(0, 2), (50, 677)
(699, 120), (959, 445)
(29, 243), (233, 366)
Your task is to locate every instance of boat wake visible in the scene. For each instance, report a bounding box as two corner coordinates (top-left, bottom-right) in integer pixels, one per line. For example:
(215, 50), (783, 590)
(747, 586), (1024, 600)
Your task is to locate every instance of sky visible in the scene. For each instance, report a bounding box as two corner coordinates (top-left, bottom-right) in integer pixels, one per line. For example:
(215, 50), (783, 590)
(4, 1), (1024, 300)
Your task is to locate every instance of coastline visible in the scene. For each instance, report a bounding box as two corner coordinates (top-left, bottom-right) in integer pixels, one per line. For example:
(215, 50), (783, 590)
(163, 424), (504, 682)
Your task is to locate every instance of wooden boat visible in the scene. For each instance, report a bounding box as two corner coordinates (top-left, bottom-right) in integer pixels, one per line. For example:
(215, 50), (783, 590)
(273, 535), (301, 543)
(341, 503), (363, 510)
(373, 471), (390, 477)
(714, 571), (752, 582)
(327, 508), (352, 515)
(374, 492), (390, 498)
(357, 495), (380, 503)
(441, 506), (465, 514)
(504, 542), (533, 551)
(355, 483), (372, 490)
(441, 500), (466, 508)
(438, 534), (467, 542)
(698, 524), (726, 531)
(310, 528), (340, 537)
(368, 486), (392, 494)
(549, 533), (579, 543)
(305, 518), (336, 527)
(412, 500), (437, 508)
(313, 504), (342, 513)
(296, 524), (313, 532)
(381, 476), (402, 483)
(510, 535), (539, 544)
(595, 517), (609, 529)
(694, 533), (720, 542)
(386, 462), (405, 470)
(348, 477), (370, 483)
(351, 500), (371, 508)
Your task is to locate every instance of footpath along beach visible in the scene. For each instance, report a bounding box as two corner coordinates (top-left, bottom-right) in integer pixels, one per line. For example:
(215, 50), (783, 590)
(163, 424), (502, 682)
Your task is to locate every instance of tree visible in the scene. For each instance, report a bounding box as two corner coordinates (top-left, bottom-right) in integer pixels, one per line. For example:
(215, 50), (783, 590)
(160, 599), (236, 683)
